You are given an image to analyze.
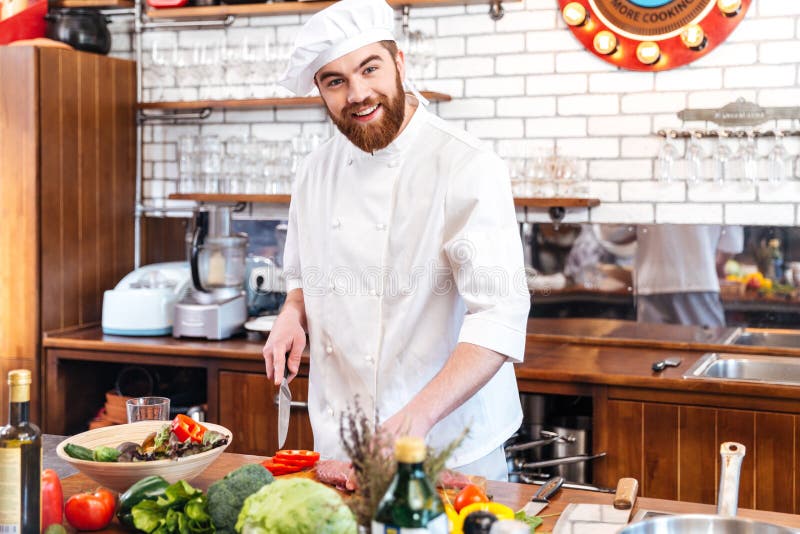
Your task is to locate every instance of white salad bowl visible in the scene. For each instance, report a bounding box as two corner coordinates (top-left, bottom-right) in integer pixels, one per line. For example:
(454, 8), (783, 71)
(56, 420), (232, 492)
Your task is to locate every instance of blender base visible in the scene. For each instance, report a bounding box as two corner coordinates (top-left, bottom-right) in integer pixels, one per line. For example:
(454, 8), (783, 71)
(173, 293), (247, 340)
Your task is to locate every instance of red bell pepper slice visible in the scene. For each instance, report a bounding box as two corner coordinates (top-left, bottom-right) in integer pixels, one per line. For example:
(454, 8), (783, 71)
(171, 413), (207, 443)
(275, 449), (320, 467)
(261, 458), (303, 476)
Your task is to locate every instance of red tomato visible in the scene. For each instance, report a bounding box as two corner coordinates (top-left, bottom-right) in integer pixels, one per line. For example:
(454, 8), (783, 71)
(65, 488), (116, 531)
(41, 469), (63, 530)
(453, 484), (489, 513)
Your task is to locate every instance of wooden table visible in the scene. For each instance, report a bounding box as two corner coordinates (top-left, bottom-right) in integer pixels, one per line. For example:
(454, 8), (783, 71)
(60, 452), (800, 533)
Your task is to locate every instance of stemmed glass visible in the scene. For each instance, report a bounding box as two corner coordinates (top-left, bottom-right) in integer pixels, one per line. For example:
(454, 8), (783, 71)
(711, 130), (732, 185)
(148, 40), (173, 102)
(767, 130), (790, 184)
(404, 30), (434, 89)
(657, 130), (680, 183)
(734, 130), (758, 185)
(685, 130), (705, 184)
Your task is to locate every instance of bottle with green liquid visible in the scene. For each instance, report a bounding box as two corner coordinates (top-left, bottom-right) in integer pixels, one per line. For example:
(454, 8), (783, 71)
(372, 436), (447, 534)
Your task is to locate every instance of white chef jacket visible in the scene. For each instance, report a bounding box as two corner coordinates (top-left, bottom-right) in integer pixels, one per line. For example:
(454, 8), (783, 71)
(635, 225), (744, 295)
(282, 101), (530, 466)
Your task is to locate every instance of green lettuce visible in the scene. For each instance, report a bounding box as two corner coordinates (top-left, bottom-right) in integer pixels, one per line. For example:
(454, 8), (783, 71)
(235, 478), (356, 534)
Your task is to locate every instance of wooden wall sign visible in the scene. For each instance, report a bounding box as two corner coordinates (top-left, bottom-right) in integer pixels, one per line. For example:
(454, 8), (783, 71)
(557, 0), (751, 71)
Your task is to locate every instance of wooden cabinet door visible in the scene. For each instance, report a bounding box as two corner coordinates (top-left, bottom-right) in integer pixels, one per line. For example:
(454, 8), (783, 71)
(218, 371), (314, 455)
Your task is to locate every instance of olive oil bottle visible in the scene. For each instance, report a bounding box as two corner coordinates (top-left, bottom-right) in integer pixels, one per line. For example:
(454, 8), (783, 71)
(0, 370), (41, 534)
(372, 436), (447, 533)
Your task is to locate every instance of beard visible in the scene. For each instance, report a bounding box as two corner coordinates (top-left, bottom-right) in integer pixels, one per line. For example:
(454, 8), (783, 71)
(324, 71), (406, 154)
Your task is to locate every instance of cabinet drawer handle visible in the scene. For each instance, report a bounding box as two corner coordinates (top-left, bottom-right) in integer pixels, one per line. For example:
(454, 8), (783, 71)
(273, 395), (309, 410)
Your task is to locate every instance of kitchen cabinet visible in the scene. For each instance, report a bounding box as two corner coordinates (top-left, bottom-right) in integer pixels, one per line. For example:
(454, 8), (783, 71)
(0, 46), (135, 419)
(597, 394), (800, 513)
(42, 328), (313, 456)
(218, 371), (314, 454)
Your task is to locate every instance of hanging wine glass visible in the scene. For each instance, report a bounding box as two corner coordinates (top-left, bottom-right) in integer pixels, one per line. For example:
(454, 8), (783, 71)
(767, 129), (790, 184)
(685, 130), (705, 184)
(657, 130), (680, 183)
(711, 130), (732, 185)
(734, 129), (758, 185)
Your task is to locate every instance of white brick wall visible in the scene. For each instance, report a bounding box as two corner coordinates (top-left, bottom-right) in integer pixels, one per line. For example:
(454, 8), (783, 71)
(119, 5), (800, 225)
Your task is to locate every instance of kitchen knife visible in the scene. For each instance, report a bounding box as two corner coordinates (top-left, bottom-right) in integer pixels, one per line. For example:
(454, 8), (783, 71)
(522, 476), (564, 516)
(553, 478), (639, 534)
(277, 363), (291, 449)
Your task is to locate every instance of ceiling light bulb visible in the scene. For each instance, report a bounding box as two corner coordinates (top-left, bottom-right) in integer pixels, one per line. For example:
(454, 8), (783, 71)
(636, 41), (661, 65)
(717, 0), (741, 16)
(593, 31), (617, 55)
(562, 2), (588, 26)
(680, 24), (707, 50)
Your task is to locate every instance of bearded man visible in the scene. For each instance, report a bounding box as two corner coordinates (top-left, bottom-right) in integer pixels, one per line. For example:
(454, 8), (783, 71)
(263, 0), (530, 480)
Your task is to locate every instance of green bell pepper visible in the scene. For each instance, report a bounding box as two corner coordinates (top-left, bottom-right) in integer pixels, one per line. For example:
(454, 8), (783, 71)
(117, 475), (171, 528)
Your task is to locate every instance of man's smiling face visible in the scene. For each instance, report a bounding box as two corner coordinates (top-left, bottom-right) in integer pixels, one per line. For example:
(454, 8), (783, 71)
(316, 41), (407, 153)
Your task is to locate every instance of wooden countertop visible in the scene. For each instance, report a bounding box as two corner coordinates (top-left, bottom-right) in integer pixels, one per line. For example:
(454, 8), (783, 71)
(45, 322), (800, 400)
(58, 452), (800, 532)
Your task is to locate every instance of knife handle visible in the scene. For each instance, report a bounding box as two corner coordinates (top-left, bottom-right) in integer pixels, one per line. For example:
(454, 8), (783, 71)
(533, 476), (564, 500)
(613, 478), (639, 510)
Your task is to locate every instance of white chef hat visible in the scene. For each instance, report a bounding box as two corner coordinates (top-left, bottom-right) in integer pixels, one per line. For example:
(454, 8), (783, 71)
(279, 0), (397, 97)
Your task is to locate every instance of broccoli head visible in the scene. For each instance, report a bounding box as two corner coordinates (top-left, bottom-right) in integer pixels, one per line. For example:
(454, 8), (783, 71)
(208, 463), (274, 534)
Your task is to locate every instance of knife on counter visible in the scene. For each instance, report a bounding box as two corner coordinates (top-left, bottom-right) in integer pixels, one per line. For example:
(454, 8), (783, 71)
(521, 476), (564, 516)
(277, 363), (291, 449)
(553, 477), (639, 534)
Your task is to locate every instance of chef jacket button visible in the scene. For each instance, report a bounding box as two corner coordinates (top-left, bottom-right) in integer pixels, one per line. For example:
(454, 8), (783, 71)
(327, 406), (334, 416)
(325, 345), (333, 354)
(375, 223), (386, 231)
(332, 219), (341, 229)
(365, 354), (374, 363)
(347, 159), (353, 166)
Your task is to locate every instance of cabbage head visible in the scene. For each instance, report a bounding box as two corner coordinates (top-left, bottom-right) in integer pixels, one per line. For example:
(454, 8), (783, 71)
(235, 478), (356, 534)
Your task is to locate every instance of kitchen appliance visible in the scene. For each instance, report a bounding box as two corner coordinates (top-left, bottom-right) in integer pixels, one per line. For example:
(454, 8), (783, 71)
(173, 205), (248, 340)
(44, 7), (111, 55)
(522, 476), (564, 516)
(102, 262), (190, 336)
(554, 478), (639, 534)
(245, 255), (286, 316)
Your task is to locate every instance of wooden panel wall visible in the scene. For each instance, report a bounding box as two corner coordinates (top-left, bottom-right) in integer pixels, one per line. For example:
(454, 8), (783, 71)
(0, 47), (41, 413)
(0, 46), (135, 420)
(39, 47), (136, 334)
(142, 216), (190, 264)
(601, 399), (800, 513)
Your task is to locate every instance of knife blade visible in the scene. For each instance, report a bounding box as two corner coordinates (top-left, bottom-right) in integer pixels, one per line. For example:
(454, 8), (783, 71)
(552, 478), (639, 534)
(277, 363), (291, 449)
(522, 476), (564, 516)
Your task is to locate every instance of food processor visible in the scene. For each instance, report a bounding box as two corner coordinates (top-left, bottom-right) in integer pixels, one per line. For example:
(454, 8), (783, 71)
(173, 205), (248, 340)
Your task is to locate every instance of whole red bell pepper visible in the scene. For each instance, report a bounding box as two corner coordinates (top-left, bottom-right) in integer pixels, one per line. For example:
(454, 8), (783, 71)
(171, 413), (207, 443)
(41, 468), (63, 530)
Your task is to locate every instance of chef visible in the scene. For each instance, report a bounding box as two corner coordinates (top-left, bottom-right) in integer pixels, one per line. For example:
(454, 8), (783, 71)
(263, 0), (530, 480)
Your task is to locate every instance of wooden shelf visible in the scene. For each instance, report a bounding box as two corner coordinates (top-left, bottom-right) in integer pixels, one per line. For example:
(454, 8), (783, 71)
(513, 197), (600, 208)
(138, 92), (451, 111)
(146, 0), (512, 20)
(169, 194), (600, 208)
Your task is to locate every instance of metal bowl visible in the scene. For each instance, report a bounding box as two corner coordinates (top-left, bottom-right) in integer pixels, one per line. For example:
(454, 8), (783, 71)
(619, 514), (798, 534)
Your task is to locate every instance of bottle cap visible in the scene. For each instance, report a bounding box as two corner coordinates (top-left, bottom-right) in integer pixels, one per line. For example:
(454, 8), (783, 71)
(8, 369), (32, 386)
(394, 436), (426, 464)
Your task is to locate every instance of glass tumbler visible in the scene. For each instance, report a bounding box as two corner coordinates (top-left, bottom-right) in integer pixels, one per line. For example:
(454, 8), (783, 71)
(126, 396), (171, 423)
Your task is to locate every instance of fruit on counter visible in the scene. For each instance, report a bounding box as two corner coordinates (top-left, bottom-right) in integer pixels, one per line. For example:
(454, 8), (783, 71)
(171, 413), (207, 444)
(260, 449), (321, 476)
(461, 510), (498, 534)
(207, 463), (274, 534)
(130, 479), (213, 533)
(235, 478), (357, 534)
(64, 487), (116, 531)
(454, 484), (489, 513)
(117, 475), (170, 528)
(43, 524), (67, 534)
(41, 468), (64, 530)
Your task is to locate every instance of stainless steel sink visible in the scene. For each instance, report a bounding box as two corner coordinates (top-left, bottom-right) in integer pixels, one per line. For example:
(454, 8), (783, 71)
(684, 353), (800, 386)
(729, 331), (800, 349)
